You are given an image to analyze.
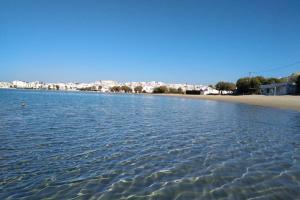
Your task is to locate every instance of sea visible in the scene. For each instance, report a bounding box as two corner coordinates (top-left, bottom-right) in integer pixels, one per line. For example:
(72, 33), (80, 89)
(1, 89), (300, 199)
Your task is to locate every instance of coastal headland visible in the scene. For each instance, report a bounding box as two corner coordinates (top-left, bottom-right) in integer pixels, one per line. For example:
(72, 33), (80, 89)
(153, 94), (300, 112)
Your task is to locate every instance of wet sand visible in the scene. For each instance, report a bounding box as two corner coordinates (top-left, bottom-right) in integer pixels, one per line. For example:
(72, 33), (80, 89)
(153, 94), (300, 112)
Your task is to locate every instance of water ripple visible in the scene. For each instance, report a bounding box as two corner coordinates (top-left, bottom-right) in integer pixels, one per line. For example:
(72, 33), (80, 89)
(1, 89), (300, 199)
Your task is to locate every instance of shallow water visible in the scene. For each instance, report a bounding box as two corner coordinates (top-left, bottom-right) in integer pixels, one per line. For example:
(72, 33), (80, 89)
(1, 89), (300, 199)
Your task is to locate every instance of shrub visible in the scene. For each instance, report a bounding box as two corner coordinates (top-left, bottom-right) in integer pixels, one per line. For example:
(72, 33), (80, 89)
(121, 86), (132, 93)
(215, 81), (236, 94)
(153, 86), (168, 93)
(134, 86), (143, 93)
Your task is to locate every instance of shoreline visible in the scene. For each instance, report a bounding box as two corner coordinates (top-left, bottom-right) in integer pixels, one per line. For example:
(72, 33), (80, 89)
(2, 88), (300, 112)
(151, 94), (300, 112)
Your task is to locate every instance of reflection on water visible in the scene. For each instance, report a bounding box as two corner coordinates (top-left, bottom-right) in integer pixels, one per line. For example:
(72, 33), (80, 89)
(1, 89), (300, 199)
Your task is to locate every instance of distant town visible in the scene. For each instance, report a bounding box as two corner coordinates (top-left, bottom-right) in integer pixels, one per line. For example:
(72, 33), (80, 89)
(1, 72), (299, 96)
(0, 80), (223, 95)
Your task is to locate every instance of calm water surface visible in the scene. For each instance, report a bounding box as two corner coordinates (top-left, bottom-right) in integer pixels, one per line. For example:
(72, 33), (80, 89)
(1, 89), (300, 199)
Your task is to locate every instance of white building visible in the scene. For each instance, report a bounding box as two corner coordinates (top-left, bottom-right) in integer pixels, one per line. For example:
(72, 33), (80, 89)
(12, 81), (28, 88)
(3, 79), (214, 94)
(0, 82), (12, 88)
(27, 81), (43, 89)
(200, 86), (219, 95)
(260, 82), (296, 95)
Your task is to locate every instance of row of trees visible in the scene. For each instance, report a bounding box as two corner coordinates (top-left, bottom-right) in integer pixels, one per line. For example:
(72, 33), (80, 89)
(110, 86), (132, 93)
(110, 86), (145, 93)
(215, 73), (300, 95)
(215, 82), (236, 94)
(109, 85), (185, 94)
(152, 86), (183, 94)
(79, 85), (183, 94)
(236, 76), (288, 95)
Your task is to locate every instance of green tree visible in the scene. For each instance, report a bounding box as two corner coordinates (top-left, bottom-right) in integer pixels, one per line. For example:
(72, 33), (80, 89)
(110, 86), (121, 92)
(236, 75), (291, 95)
(288, 72), (300, 83)
(236, 76), (267, 95)
(177, 87), (183, 94)
(236, 78), (251, 95)
(153, 86), (168, 93)
(255, 76), (267, 85)
(215, 82), (236, 94)
(92, 86), (98, 91)
(279, 77), (289, 83)
(249, 77), (261, 94)
(121, 86), (132, 93)
(79, 87), (89, 91)
(134, 86), (143, 93)
(226, 82), (236, 92)
(264, 77), (283, 84)
(168, 87), (178, 94)
(215, 82), (225, 94)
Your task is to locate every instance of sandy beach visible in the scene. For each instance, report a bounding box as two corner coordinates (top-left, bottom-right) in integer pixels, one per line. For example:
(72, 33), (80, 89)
(153, 94), (300, 112)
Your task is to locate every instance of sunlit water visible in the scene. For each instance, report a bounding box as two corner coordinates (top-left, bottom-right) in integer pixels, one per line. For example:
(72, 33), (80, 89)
(1, 89), (300, 199)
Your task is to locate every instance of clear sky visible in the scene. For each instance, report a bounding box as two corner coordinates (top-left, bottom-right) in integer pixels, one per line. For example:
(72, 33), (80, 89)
(0, 0), (300, 84)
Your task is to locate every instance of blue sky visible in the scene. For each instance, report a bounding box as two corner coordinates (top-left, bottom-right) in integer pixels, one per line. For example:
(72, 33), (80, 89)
(0, 0), (300, 84)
